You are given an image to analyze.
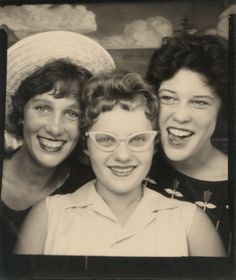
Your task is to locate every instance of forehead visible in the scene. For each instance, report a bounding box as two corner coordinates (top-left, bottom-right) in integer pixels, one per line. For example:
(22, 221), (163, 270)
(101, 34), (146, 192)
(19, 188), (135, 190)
(159, 68), (216, 97)
(91, 106), (153, 135)
(27, 92), (79, 107)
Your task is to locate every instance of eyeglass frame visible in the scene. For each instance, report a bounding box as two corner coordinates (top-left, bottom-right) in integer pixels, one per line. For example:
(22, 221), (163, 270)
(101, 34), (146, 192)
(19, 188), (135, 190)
(85, 130), (159, 152)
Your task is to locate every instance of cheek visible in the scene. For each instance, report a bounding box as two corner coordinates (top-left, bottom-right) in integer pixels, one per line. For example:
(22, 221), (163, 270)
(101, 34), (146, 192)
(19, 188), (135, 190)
(159, 105), (170, 126)
(87, 143), (107, 166)
(197, 111), (218, 132)
(23, 108), (46, 131)
(88, 153), (109, 180)
(139, 146), (155, 167)
(204, 120), (218, 139)
(66, 122), (79, 140)
(197, 100), (221, 137)
(23, 117), (38, 136)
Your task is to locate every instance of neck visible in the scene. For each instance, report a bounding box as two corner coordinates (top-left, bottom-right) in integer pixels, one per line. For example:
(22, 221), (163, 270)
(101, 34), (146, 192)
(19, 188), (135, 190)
(9, 147), (57, 190)
(169, 142), (227, 180)
(95, 182), (143, 226)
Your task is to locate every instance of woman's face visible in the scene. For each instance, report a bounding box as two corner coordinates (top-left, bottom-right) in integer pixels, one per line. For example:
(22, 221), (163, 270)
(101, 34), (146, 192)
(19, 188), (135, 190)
(85, 106), (155, 197)
(158, 68), (222, 162)
(22, 92), (80, 168)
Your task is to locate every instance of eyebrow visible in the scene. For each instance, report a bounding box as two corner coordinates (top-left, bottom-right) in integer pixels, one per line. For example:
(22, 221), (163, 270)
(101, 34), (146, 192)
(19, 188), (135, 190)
(32, 97), (79, 106)
(69, 104), (80, 109)
(158, 89), (176, 94)
(158, 90), (214, 101)
(192, 95), (214, 100)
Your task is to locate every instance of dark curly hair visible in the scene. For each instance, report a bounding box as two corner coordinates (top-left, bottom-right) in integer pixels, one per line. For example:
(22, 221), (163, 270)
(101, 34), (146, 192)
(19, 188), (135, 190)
(146, 33), (228, 110)
(80, 72), (159, 136)
(8, 58), (92, 137)
(146, 33), (229, 144)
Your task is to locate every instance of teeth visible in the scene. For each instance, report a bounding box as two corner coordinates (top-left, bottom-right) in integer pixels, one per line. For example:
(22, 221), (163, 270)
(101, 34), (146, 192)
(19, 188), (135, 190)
(111, 167), (134, 173)
(168, 128), (193, 137)
(110, 166), (135, 176)
(38, 137), (65, 151)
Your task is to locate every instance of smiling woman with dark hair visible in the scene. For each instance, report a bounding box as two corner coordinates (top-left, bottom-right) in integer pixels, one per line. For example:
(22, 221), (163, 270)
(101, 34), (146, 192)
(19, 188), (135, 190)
(3, 58), (91, 205)
(15, 72), (225, 257)
(8, 59), (90, 139)
(2, 58), (90, 255)
(146, 33), (231, 255)
(1, 30), (115, 255)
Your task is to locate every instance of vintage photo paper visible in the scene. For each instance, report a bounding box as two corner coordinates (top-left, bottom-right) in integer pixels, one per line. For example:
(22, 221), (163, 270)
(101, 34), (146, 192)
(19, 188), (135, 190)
(0, 0), (235, 278)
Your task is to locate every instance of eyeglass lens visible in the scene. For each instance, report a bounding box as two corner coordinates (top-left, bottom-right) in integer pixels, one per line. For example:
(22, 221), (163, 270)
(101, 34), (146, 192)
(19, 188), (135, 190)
(93, 132), (156, 151)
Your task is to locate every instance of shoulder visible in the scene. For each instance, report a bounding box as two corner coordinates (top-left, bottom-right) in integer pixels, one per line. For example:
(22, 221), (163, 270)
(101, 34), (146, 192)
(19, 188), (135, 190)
(46, 180), (95, 209)
(145, 187), (196, 234)
(144, 187), (196, 213)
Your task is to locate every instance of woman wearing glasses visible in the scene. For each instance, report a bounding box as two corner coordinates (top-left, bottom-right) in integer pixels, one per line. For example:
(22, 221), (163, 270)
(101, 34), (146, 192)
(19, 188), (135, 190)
(15, 73), (225, 256)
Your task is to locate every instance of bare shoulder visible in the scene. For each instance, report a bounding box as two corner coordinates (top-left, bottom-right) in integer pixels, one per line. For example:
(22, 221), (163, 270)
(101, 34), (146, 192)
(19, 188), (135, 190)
(188, 206), (226, 256)
(14, 199), (48, 254)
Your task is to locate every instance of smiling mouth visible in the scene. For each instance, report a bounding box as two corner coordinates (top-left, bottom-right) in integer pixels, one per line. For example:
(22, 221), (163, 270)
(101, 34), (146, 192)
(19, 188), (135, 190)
(167, 127), (194, 138)
(37, 136), (66, 152)
(109, 166), (137, 177)
(167, 127), (194, 145)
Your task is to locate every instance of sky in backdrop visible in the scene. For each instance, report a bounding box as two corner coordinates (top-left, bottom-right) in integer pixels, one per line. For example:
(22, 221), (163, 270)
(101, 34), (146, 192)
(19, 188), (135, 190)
(0, 0), (231, 48)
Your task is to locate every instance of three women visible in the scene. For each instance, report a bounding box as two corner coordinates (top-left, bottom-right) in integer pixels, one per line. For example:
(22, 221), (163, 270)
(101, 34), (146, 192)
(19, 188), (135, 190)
(15, 72), (225, 256)
(2, 31), (229, 257)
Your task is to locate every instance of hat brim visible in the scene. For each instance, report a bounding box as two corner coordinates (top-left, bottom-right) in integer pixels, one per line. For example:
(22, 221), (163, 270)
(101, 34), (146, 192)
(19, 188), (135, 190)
(5, 30), (115, 132)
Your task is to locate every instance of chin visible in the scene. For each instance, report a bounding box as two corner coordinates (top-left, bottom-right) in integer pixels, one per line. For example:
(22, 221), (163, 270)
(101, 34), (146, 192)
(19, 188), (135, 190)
(39, 162), (60, 169)
(36, 157), (64, 168)
(164, 148), (188, 162)
(107, 182), (136, 195)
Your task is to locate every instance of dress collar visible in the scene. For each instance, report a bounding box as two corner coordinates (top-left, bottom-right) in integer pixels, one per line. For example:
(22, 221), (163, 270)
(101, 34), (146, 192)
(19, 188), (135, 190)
(65, 180), (180, 212)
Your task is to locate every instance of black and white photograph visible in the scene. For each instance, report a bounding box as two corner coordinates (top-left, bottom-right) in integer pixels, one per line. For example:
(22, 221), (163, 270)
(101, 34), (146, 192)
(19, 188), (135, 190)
(0, 0), (235, 278)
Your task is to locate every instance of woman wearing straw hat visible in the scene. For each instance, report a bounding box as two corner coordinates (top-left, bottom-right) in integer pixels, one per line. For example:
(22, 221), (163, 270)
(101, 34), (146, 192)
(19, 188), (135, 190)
(1, 31), (115, 254)
(15, 72), (225, 256)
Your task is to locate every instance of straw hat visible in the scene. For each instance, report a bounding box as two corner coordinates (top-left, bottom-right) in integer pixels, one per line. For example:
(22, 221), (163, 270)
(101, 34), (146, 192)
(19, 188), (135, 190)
(5, 30), (115, 150)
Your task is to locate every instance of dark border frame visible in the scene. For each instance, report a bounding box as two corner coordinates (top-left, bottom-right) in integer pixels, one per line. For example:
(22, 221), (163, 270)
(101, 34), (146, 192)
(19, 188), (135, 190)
(0, 1), (235, 279)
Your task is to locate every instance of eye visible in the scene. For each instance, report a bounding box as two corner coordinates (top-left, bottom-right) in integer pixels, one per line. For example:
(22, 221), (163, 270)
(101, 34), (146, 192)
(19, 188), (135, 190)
(65, 110), (79, 120)
(129, 134), (147, 146)
(95, 134), (116, 147)
(191, 100), (210, 108)
(158, 94), (177, 104)
(34, 105), (50, 113)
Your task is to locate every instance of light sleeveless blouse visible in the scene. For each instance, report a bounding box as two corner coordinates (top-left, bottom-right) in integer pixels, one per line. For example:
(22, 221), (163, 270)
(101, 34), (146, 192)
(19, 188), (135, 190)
(44, 181), (196, 256)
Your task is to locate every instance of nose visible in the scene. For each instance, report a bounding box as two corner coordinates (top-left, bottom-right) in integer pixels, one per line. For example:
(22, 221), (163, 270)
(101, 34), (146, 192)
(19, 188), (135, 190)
(113, 141), (131, 163)
(172, 102), (192, 123)
(45, 113), (64, 136)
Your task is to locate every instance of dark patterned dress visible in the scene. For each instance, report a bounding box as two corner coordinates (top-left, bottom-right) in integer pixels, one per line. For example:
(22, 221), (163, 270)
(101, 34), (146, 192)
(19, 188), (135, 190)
(148, 152), (232, 255)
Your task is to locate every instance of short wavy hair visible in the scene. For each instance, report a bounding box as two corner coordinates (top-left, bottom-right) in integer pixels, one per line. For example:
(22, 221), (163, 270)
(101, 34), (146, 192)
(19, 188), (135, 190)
(80, 72), (159, 135)
(146, 33), (228, 110)
(146, 33), (229, 142)
(8, 58), (92, 137)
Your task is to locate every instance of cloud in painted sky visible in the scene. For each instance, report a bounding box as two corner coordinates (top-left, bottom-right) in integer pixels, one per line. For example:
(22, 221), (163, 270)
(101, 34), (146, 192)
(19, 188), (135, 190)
(0, 4), (97, 37)
(216, 4), (236, 39)
(100, 16), (173, 49)
(205, 4), (236, 39)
